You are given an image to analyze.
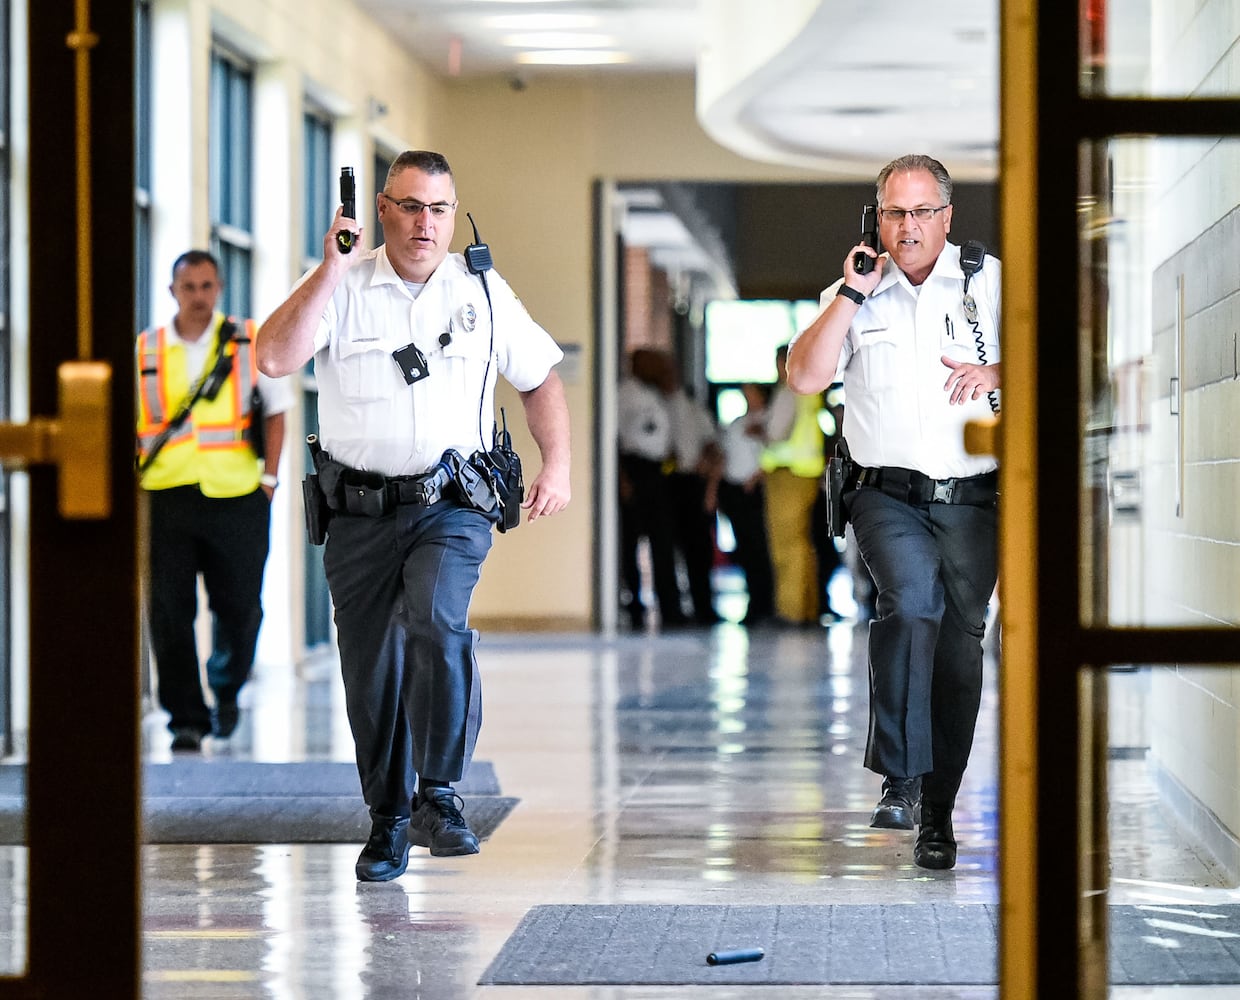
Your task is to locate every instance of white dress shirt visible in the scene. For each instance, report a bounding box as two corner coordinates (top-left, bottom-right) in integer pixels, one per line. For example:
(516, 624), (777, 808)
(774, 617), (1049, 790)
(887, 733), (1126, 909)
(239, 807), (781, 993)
(617, 375), (670, 462)
(666, 390), (719, 471)
(798, 241), (1001, 480)
(167, 312), (295, 417)
(310, 245), (563, 476)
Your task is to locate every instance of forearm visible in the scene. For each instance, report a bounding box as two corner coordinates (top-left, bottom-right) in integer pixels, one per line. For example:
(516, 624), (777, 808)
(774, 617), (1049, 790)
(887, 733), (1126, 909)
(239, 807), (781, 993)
(256, 263), (337, 377)
(785, 298), (855, 394)
(263, 412), (286, 479)
(518, 371), (571, 475)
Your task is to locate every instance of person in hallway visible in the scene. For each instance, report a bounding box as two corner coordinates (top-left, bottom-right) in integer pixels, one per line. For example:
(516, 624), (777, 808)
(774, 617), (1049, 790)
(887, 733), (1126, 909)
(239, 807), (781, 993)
(654, 348), (725, 626)
(762, 343), (827, 627)
(257, 150), (571, 881)
(810, 391), (846, 624)
(786, 153), (1000, 870)
(617, 347), (684, 629)
(136, 250), (293, 753)
(717, 382), (777, 626)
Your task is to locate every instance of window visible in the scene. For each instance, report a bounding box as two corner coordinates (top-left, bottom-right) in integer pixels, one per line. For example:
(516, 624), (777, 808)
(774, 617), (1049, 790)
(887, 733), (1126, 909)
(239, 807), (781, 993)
(303, 108), (332, 265)
(373, 148), (394, 247)
(209, 47), (253, 317)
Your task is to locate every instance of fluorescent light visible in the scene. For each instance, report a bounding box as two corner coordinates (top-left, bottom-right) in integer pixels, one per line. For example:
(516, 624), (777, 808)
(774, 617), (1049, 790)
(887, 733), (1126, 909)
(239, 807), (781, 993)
(484, 15), (599, 30)
(516, 50), (632, 65)
(502, 33), (614, 49)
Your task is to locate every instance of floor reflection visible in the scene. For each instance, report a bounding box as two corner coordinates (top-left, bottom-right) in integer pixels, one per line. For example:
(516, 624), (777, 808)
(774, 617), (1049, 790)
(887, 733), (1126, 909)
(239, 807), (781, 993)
(0, 616), (1228, 996)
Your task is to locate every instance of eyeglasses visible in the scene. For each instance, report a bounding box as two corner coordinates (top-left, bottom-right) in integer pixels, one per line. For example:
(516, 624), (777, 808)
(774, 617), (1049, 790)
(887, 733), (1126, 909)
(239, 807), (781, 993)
(380, 193), (457, 218)
(878, 205), (949, 223)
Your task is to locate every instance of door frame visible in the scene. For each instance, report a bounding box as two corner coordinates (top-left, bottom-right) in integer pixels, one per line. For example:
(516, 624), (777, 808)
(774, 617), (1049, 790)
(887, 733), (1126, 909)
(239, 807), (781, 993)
(999, 1), (1240, 995)
(0, 3), (140, 995)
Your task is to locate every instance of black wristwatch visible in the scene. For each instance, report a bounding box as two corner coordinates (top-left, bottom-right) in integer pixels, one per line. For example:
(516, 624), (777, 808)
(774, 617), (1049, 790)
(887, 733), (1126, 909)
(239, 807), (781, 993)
(837, 285), (865, 306)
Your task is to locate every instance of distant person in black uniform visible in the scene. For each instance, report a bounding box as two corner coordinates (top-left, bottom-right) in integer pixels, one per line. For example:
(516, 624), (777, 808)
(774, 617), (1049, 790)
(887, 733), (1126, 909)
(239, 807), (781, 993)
(652, 349), (724, 626)
(718, 383), (776, 626)
(617, 348), (685, 628)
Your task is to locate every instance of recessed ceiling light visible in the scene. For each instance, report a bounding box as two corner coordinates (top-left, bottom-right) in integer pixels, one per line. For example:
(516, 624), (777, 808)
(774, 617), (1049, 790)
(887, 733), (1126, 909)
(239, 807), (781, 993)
(502, 33), (615, 49)
(484, 15), (599, 30)
(516, 50), (632, 66)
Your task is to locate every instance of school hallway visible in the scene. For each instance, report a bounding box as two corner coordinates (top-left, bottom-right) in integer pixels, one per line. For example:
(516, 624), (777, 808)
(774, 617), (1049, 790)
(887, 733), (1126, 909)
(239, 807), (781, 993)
(53, 583), (1235, 998)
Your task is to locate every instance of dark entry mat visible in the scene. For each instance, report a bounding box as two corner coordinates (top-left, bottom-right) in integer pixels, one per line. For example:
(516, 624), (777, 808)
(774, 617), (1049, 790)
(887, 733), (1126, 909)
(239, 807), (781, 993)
(0, 761), (515, 845)
(479, 903), (1240, 986)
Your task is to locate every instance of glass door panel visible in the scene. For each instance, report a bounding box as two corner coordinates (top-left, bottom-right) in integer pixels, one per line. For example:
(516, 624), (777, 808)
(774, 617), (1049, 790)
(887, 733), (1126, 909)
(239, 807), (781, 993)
(1079, 136), (1240, 628)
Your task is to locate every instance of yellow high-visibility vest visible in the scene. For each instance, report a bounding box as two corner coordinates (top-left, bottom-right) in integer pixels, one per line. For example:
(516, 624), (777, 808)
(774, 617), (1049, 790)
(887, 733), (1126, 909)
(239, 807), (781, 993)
(761, 391), (826, 479)
(136, 315), (262, 497)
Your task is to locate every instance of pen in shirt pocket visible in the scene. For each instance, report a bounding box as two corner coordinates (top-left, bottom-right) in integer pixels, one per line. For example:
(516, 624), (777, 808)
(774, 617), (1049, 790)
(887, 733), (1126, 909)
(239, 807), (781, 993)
(944, 314), (955, 340)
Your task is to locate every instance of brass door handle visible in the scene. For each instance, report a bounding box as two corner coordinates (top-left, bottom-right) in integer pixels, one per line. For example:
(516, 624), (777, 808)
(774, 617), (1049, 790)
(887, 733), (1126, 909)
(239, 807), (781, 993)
(0, 361), (111, 519)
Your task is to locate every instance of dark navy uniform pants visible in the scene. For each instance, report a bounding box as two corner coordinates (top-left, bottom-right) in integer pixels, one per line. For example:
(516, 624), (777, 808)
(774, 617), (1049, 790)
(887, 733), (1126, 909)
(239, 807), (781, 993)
(848, 487), (998, 806)
(146, 485), (270, 735)
(323, 499), (493, 819)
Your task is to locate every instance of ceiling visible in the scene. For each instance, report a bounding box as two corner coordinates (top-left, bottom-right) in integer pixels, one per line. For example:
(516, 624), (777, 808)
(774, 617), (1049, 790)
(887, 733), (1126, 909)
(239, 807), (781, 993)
(351, 0), (999, 298)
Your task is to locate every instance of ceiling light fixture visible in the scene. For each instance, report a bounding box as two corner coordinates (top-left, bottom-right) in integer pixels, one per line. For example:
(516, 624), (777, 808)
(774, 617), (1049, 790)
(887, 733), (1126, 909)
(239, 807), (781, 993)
(517, 50), (631, 66)
(502, 33), (614, 49)
(484, 15), (599, 30)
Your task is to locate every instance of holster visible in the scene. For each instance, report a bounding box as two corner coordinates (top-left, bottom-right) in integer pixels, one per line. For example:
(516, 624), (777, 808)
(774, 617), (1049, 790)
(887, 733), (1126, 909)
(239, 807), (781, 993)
(302, 474), (331, 545)
(826, 439), (855, 539)
(302, 434), (333, 545)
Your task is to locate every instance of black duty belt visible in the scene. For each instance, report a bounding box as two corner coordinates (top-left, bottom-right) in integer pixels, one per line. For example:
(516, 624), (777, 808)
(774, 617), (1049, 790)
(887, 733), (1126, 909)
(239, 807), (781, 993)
(854, 465), (998, 507)
(320, 459), (455, 517)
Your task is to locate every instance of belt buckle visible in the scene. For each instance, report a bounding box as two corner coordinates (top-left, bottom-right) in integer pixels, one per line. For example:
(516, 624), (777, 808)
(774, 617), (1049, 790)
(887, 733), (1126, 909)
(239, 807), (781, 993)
(931, 479), (955, 503)
(407, 476), (434, 506)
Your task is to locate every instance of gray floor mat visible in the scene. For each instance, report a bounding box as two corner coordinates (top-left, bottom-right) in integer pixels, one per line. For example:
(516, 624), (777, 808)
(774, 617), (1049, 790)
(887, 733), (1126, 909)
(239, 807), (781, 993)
(479, 903), (1240, 986)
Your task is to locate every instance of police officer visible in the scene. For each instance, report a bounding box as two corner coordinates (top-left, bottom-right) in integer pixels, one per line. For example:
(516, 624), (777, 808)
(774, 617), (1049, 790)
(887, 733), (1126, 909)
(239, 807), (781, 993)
(137, 250), (293, 752)
(786, 154), (1000, 871)
(617, 348), (682, 629)
(257, 150), (571, 881)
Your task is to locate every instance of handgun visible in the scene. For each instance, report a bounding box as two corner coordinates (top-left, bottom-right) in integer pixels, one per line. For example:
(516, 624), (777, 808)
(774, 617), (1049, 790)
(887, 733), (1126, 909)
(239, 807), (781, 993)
(336, 167), (356, 254)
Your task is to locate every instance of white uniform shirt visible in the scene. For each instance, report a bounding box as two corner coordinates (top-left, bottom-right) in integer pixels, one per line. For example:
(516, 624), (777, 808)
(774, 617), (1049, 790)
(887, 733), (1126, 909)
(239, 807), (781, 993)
(165, 312), (295, 416)
(797, 242), (1001, 480)
(617, 375), (670, 462)
(666, 390), (719, 471)
(721, 412), (765, 483)
(310, 245), (563, 476)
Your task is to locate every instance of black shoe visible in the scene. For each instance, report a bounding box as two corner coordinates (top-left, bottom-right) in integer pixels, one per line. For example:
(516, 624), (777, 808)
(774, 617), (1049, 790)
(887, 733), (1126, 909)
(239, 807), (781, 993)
(409, 787), (480, 857)
(170, 727), (203, 753)
(355, 814), (411, 882)
(914, 802), (957, 870)
(869, 776), (921, 830)
(211, 700), (239, 739)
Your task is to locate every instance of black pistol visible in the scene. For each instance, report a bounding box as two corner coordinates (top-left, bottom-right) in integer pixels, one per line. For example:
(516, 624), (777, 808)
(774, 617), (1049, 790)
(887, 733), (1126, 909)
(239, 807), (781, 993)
(336, 167), (356, 254)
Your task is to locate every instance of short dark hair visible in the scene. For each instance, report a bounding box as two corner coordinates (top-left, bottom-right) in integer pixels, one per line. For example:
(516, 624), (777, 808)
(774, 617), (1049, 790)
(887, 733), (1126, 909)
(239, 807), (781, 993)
(876, 154), (953, 207)
(384, 150), (454, 192)
(171, 250), (219, 282)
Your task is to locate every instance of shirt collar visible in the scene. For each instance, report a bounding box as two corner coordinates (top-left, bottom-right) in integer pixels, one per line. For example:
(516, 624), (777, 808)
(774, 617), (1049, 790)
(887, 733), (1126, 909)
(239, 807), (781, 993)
(871, 241), (962, 297)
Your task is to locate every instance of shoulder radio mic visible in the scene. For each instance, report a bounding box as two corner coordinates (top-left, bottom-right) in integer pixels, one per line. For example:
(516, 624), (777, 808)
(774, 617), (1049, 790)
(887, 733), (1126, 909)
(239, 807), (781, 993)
(464, 212), (492, 275)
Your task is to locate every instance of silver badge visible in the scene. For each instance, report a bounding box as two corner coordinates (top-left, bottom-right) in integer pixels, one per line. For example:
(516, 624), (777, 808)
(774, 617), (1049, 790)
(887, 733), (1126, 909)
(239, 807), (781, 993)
(460, 303), (477, 333)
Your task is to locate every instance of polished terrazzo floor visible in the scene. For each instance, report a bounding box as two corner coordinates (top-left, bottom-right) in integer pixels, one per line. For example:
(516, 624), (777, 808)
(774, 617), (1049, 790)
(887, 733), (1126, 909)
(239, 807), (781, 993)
(10, 572), (1237, 998)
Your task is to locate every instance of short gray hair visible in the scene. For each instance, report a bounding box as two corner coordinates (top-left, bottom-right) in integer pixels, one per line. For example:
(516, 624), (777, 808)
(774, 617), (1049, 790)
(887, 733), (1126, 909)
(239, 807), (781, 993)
(384, 150), (454, 192)
(876, 154), (953, 207)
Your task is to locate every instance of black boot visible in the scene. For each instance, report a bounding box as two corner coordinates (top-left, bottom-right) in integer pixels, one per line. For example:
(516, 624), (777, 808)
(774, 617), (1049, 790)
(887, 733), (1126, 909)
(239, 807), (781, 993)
(869, 776), (921, 830)
(914, 801), (957, 870)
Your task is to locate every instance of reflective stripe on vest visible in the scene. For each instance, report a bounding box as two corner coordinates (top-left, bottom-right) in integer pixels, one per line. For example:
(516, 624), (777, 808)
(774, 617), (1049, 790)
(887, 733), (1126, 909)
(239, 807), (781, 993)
(136, 316), (262, 496)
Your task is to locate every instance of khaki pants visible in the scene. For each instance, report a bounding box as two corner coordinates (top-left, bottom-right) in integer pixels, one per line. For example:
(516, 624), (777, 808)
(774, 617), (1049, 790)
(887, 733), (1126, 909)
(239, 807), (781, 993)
(764, 468), (821, 623)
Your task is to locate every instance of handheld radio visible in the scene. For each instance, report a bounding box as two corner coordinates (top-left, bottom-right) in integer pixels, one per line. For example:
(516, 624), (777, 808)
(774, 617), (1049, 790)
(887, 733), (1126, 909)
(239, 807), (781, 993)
(853, 204), (880, 274)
